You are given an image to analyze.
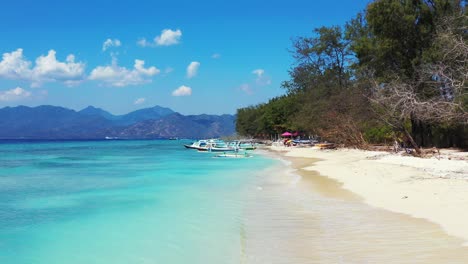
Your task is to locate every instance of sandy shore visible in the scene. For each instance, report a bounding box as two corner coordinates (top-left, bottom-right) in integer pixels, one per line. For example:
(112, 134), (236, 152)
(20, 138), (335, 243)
(269, 146), (468, 246)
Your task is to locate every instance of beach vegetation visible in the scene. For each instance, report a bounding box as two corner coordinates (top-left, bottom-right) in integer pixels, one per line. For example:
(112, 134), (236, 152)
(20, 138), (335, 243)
(236, 0), (467, 150)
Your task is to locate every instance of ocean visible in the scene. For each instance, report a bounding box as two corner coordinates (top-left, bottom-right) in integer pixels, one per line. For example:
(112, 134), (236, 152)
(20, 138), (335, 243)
(0, 140), (276, 264)
(3, 140), (468, 263)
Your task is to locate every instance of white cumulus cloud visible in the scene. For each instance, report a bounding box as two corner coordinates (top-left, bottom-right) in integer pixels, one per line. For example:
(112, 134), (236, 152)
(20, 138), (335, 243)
(32, 50), (85, 87)
(102, 38), (121, 51)
(186, 61), (200, 78)
(134, 97), (146, 105)
(89, 58), (160, 87)
(172, 85), (192, 96)
(0, 49), (85, 87)
(138, 29), (182, 47)
(252, 68), (271, 86)
(0, 87), (32, 101)
(0, 49), (32, 80)
(156, 29), (182, 46)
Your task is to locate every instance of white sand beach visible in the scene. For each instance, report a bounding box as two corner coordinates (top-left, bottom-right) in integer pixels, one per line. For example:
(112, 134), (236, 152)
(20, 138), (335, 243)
(270, 146), (468, 246)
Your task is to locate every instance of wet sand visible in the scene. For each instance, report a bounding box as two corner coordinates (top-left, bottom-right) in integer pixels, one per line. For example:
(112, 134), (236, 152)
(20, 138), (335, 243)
(242, 151), (468, 263)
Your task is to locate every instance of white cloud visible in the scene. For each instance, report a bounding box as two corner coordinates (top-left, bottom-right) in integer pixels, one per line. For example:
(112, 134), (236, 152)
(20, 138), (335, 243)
(0, 49), (32, 80)
(172, 85), (192, 96)
(0, 87), (32, 101)
(134, 59), (158, 75)
(32, 50), (85, 87)
(134, 97), (146, 105)
(239, 84), (253, 95)
(89, 58), (160, 87)
(102, 38), (121, 51)
(138, 29), (182, 47)
(211, 53), (221, 59)
(252, 68), (271, 86)
(252, 69), (264, 77)
(0, 49), (85, 87)
(237, 69), (271, 95)
(137, 38), (150, 47)
(156, 29), (182, 46)
(186, 61), (200, 78)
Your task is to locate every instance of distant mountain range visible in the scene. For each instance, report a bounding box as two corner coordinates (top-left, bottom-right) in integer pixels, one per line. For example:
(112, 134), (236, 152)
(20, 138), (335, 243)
(0, 105), (236, 139)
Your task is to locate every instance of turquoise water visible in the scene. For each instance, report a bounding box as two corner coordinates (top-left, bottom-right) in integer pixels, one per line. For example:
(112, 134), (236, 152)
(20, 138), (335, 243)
(0, 140), (275, 264)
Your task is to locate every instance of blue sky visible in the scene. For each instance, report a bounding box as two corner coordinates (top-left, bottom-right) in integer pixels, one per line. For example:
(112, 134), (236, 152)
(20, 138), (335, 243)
(0, 0), (371, 115)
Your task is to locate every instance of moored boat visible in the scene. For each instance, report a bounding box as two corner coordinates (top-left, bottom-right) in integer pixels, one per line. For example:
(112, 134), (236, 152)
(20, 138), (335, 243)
(228, 140), (257, 151)
(214, 152), (253, 158)
(184, 139), (235, 152)
(184, 140), (208, 150)
(315, 143), (336, 149)
(205, 140), (235, 152)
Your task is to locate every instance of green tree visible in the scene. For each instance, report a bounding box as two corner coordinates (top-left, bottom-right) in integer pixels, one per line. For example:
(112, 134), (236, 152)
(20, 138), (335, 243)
(286, 26), (353, 93)
(362, 0), (467, 150)
(281, 24), (374, 146)
(236, 0), (467, 149)
(353, 0), (464, 80)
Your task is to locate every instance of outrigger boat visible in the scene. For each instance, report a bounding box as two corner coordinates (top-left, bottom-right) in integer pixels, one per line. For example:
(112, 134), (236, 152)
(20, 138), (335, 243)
(314, 143), (336, 149)
(214, 152), (253, 158)
(204, 141), (234, 152)
(228, 140), (257, 150)
(184, 140), (209, 150)
(185, 139), (260, 153)
(185, 139), (235, 152)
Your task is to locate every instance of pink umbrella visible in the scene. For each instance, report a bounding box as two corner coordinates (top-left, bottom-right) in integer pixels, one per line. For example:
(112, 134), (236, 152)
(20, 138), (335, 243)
(281, 132), (292, 137)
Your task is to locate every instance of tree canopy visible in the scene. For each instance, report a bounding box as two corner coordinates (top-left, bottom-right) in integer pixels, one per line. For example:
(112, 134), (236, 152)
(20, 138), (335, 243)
(236, 0), (467, 149)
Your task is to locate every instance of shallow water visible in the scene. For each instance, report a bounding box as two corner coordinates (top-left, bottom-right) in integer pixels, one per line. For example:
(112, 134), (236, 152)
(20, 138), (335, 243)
(0, 140), (274, 264)
(1, 141), (467, 263)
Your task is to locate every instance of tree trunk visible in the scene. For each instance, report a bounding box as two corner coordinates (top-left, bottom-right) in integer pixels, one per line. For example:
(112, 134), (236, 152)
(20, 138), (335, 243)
(403, 127), (421, 155)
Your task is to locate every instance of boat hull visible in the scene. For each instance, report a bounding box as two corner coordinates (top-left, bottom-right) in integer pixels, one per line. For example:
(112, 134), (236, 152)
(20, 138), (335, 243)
(214, 153), (253, 158)
(184, 144), (200, 149)
(207, 147), (235, 152)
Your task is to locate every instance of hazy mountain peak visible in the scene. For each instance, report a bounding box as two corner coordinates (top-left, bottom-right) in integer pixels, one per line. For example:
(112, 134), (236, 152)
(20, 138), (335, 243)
(80, 105), (99, 111)
(79, 105), (116, 119)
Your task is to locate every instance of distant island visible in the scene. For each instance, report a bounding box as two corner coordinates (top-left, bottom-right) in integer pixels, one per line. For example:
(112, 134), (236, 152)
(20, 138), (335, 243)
(0, 105), (235, 139)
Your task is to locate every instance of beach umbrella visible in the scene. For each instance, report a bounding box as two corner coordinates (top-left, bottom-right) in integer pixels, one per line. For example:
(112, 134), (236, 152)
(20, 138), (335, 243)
(281, 132), (292, 137)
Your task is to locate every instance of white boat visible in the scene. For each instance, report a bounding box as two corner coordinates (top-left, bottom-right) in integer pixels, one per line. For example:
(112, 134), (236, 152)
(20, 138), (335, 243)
(184, 140), (209, 150)
(205, 140), (235, 152)
(228, 141), (257, 150)
(214, 152), (253, 158)
(184, 139), (235, 152)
